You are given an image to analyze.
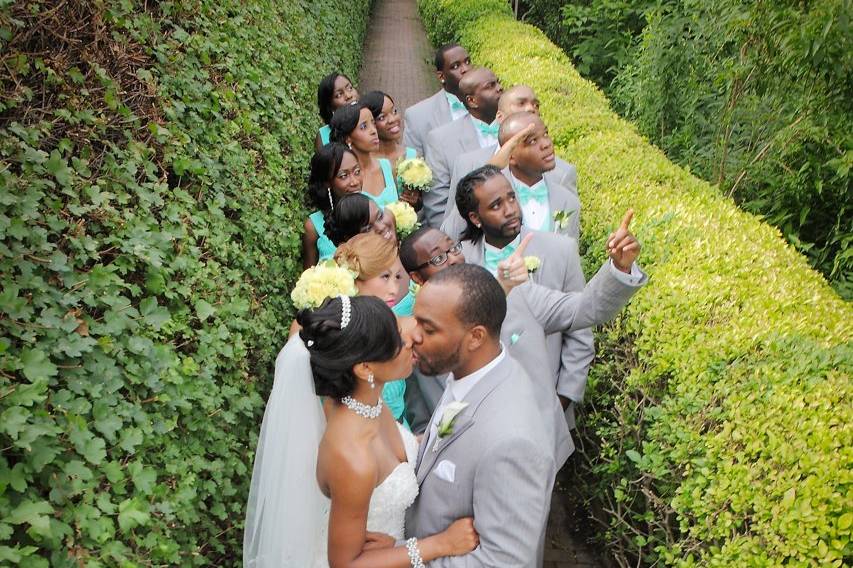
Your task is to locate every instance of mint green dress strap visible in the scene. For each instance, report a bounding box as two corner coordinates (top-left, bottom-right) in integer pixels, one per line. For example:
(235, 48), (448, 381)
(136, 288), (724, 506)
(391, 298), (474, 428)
(404, 147), (417, 160)
(382, 379), (410, 430)
(319, 124), (331, 146)
(391, 288), (416, 317)
(308, 210), (337, 261)
(362, 159), (399, 210)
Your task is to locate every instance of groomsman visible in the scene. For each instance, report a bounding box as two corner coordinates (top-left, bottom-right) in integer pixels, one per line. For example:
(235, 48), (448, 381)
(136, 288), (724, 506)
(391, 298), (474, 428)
(454, 165), (647, 424)
(443, 111), (581, 240)
(448, 84), (578, 202)
(403, 43), (472, 158)
(422, 67), (504, 228)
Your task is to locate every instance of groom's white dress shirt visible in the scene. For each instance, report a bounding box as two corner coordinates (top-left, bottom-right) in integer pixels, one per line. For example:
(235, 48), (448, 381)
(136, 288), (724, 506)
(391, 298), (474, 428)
(425, 347), (506, 453)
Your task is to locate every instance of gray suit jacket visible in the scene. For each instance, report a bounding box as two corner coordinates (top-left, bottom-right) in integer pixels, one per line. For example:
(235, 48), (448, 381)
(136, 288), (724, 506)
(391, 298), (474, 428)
(442, 171), (581, 242)
(423, 115), (483, 228)
(403, 90), (452, 161)
(463, 229), (597, 406)
(406, 354), (556, 567)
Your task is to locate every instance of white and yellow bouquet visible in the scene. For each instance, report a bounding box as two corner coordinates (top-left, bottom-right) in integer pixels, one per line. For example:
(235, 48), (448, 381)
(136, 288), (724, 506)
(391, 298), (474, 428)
(290, 261), (358, 310)
(385, 200), (420, 238)
(396, 156), (433, 191)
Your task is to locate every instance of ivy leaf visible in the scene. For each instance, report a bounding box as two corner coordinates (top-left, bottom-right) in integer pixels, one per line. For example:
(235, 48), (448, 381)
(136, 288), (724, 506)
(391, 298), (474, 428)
(129, 461), (157, 495)
(195, 299), (216, 321)
(20, 349), (58, 382)
(44, 150), (72, 186)
(7, 499), (53, 528)
(117, 498), (150, 532)
(139, 297), (171, 329)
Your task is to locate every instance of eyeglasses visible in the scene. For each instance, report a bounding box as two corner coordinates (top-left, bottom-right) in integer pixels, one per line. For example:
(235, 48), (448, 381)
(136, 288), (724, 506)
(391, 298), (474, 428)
(415, 242), (463, 270)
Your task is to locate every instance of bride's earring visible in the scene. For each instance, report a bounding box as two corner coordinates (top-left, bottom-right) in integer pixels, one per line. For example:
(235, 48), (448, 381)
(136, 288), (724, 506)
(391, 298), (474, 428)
(368, 372), (375, 389)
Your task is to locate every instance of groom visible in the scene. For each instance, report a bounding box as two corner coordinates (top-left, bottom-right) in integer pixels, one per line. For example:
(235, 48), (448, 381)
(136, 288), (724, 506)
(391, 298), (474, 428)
(406, 263), (555, 566)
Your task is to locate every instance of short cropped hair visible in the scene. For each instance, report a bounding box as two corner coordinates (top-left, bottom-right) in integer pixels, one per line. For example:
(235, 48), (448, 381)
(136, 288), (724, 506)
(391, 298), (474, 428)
(428, 263), (506, 336)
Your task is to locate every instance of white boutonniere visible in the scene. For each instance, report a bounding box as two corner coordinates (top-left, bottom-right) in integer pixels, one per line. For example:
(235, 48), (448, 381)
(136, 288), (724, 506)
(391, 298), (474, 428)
(433, 401), (469, 451)
(524, 256), (541, 273)
(552, 209), (575, 232)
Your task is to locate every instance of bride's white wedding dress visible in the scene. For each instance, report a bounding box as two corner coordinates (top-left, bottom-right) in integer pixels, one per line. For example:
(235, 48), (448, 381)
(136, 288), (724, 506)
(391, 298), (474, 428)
(314, 423), (420, 568)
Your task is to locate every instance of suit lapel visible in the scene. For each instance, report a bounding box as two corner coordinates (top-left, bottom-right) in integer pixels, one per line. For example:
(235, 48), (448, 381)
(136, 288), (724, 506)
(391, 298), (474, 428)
(415, 357), (513, 486)
(461, 238), (485, 267)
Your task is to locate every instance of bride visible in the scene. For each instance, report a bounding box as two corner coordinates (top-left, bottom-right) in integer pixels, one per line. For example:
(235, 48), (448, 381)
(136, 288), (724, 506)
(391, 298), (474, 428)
(243, 292), (479, 567)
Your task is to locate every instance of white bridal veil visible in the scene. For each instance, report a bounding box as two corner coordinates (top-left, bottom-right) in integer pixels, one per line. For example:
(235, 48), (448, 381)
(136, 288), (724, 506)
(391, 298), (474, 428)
(243, 335), (329, 567)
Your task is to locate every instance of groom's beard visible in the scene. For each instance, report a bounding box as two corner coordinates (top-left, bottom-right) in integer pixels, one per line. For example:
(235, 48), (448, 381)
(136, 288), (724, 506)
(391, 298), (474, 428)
(416, 343), (461, 376)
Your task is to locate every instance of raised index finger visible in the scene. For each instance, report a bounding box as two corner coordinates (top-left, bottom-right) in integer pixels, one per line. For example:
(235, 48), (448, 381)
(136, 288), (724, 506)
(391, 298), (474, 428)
(619, 209), (634, 231)
(509, 232), (535, 260)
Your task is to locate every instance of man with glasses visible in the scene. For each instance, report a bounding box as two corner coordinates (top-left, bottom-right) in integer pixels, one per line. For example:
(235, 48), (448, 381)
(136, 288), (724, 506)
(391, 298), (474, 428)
(399, 222), (647, 466)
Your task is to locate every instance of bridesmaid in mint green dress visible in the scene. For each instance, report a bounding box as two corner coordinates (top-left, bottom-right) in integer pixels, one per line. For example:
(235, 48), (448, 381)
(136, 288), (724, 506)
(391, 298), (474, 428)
(334, 233), (412, 429)
(301, 143), (363, 269)
(362, 90), (422, 211)
(326, 193), (398, 248)
(329, 103), (399, 210)
(314, 72), (359, 150)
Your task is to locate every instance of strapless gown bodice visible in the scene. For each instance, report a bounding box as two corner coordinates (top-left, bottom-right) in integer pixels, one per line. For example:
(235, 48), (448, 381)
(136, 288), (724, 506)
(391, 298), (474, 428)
(314, 424), (420, 567)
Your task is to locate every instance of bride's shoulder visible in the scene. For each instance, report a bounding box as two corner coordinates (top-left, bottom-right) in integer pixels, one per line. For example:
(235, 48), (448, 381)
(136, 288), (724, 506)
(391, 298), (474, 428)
(319, 423), (376, 476)
(318, 431), (377, 499)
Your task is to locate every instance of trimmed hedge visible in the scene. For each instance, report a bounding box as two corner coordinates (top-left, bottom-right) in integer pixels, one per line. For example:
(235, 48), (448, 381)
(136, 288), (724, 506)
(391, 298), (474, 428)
(417, 1), (853, 566)
(0, 0), (369, 565)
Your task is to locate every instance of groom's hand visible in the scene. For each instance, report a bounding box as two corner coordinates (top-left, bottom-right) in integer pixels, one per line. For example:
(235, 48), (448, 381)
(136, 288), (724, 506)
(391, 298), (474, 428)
(363, 531), (396, 550)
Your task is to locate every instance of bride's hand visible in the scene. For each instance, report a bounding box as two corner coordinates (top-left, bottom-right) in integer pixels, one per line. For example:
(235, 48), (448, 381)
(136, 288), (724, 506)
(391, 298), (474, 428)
(362, 531), (396, 550)
(440, 517), (479, 556)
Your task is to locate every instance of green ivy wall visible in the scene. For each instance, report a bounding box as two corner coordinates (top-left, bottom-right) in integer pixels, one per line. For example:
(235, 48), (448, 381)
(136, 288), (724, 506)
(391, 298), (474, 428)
(0, 0), (370, 564)
(417, 0), (852, 566)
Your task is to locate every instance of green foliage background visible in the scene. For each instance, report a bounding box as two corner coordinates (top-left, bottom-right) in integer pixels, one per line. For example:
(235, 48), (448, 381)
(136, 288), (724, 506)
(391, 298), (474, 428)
(418, 0), (852, 566)
(0, 0), (370, 564)
(524, 0), (852, 299)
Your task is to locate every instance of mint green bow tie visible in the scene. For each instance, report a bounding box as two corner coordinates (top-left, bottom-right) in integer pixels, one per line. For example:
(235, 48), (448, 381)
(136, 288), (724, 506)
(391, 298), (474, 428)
(515, 181), (548, 206)
(446, 92), (467, 114)
(484, 241), (517, 273)
(475, 120), (500, 138)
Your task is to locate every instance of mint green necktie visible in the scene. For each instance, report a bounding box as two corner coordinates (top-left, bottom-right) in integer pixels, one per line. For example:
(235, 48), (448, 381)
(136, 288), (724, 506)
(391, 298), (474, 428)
(484, 241), (517, 274)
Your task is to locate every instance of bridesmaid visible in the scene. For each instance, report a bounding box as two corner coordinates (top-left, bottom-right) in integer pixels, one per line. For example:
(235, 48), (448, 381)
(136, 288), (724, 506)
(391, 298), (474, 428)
(326, 193), (397, 247)
(315, 72), (359, 150)
(361, 90), (417, 165)
(329, 102), (399, 210)
(334, 233), (413, 429)
(301, 143), (363, 269)
(362, 90), (422, 210)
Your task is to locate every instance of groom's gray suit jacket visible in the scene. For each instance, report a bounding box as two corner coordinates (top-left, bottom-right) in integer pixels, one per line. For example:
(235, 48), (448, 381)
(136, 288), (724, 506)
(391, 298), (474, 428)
(403, 89), (453, 159)
(423, 115), (483, 228)
(406, 354), (556, 567)
(462, 229), (596, 408)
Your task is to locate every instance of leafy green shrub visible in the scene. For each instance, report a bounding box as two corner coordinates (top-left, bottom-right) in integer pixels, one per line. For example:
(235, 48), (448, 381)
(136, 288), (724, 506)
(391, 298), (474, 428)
(524, 0), (852, 299)
(417, 1), (853, 565)
(0, 0), (370, 564)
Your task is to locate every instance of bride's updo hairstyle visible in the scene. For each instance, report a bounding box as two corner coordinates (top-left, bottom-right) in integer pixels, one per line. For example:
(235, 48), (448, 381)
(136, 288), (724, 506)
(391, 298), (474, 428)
(334, 232), (397, 280)
(297, 295), (401, 399)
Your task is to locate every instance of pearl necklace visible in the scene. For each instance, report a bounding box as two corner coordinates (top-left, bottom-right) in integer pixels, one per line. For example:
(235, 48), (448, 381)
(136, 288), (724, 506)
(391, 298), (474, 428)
(340, 396), (383, 419)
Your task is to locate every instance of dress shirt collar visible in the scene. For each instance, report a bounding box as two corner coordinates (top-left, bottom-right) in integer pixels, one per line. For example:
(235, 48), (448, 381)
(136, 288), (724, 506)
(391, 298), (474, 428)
(445, 344), (506, 403)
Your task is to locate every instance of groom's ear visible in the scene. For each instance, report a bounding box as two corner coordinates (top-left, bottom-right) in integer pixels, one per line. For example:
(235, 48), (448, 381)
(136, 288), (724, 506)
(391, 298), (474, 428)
(410, 271), (426, 286)
(465, 325), (488, 352)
